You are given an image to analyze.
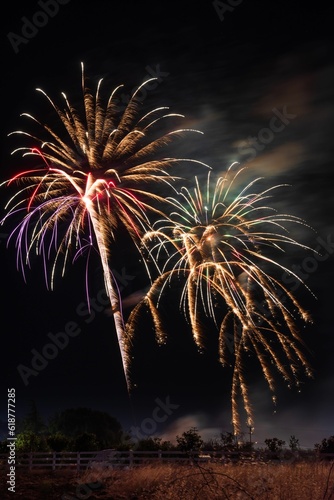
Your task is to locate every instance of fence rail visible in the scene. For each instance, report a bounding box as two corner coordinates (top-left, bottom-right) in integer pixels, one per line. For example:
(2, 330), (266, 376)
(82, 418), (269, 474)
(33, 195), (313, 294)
(0, 450), (333, 471)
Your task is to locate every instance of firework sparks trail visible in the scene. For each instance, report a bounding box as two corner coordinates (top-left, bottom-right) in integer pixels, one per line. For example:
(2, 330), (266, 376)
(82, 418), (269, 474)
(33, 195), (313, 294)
(126, 164), (316, 433)
(0, 63), (210, 391)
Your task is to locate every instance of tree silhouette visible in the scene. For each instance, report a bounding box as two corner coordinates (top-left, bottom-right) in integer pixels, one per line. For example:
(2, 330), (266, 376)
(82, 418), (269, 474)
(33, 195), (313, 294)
(19, 400), (46, 434)
(176, 427), (203, 452)
(315, 436), (334, 454)
(265, 437), (285, 453)
(73, 432), (100, 451)
(289, 435), (300, 451)
(49, 408), (123, 449)
(46, 433), (71, 452)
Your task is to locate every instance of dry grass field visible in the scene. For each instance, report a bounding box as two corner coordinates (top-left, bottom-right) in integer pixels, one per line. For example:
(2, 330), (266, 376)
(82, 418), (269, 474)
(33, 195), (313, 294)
(1, 461), (334, 499)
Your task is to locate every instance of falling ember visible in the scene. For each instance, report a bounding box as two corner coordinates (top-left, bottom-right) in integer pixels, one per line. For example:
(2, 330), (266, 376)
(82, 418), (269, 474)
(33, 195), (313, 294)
(127, 164), (315, 434)
(0, 63), (209, 391)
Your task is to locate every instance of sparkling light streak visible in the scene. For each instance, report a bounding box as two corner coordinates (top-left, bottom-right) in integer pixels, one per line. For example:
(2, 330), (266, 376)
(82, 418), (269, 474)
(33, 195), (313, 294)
(0, 63), (208, 391)
(127, 164), (315, 433)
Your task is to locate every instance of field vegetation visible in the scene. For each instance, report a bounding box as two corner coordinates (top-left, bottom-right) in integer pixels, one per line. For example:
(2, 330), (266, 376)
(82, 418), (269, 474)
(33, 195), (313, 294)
(1, 460), (334, 499)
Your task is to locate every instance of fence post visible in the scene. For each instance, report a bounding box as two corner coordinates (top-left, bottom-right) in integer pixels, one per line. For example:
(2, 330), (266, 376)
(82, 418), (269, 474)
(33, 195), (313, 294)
(129, 449), (133, 467)
(28, 452), (33, 470)
(52, 452), (56, 471)
(77, 452), (81, 472)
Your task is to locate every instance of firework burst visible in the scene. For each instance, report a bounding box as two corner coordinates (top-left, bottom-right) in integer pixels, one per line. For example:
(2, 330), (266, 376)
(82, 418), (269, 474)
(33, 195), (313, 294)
(127, 163), (315, 433)
(0, 63), (208, 390)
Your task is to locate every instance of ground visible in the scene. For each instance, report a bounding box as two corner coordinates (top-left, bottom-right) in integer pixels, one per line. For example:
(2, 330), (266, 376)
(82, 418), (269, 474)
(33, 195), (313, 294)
(1, 461), (334, 499)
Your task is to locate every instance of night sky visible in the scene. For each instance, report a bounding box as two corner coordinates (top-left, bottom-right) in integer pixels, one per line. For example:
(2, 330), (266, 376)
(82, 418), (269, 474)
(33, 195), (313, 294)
(1, 0), (333, 449)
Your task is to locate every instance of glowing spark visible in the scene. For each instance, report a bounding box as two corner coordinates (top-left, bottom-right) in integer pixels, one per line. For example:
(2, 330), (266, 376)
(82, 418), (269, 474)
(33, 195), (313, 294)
(127, 165), (315, 433)
(1, 63), (209, 391)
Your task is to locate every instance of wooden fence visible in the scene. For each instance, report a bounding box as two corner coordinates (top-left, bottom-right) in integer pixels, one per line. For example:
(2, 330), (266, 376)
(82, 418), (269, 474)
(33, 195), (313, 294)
(1, 449), (333, 471)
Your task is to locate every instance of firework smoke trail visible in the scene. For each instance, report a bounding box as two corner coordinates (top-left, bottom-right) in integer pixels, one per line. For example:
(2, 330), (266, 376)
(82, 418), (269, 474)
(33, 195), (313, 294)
(0, 63), (209, 391)
(127, 164), (315, 433)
